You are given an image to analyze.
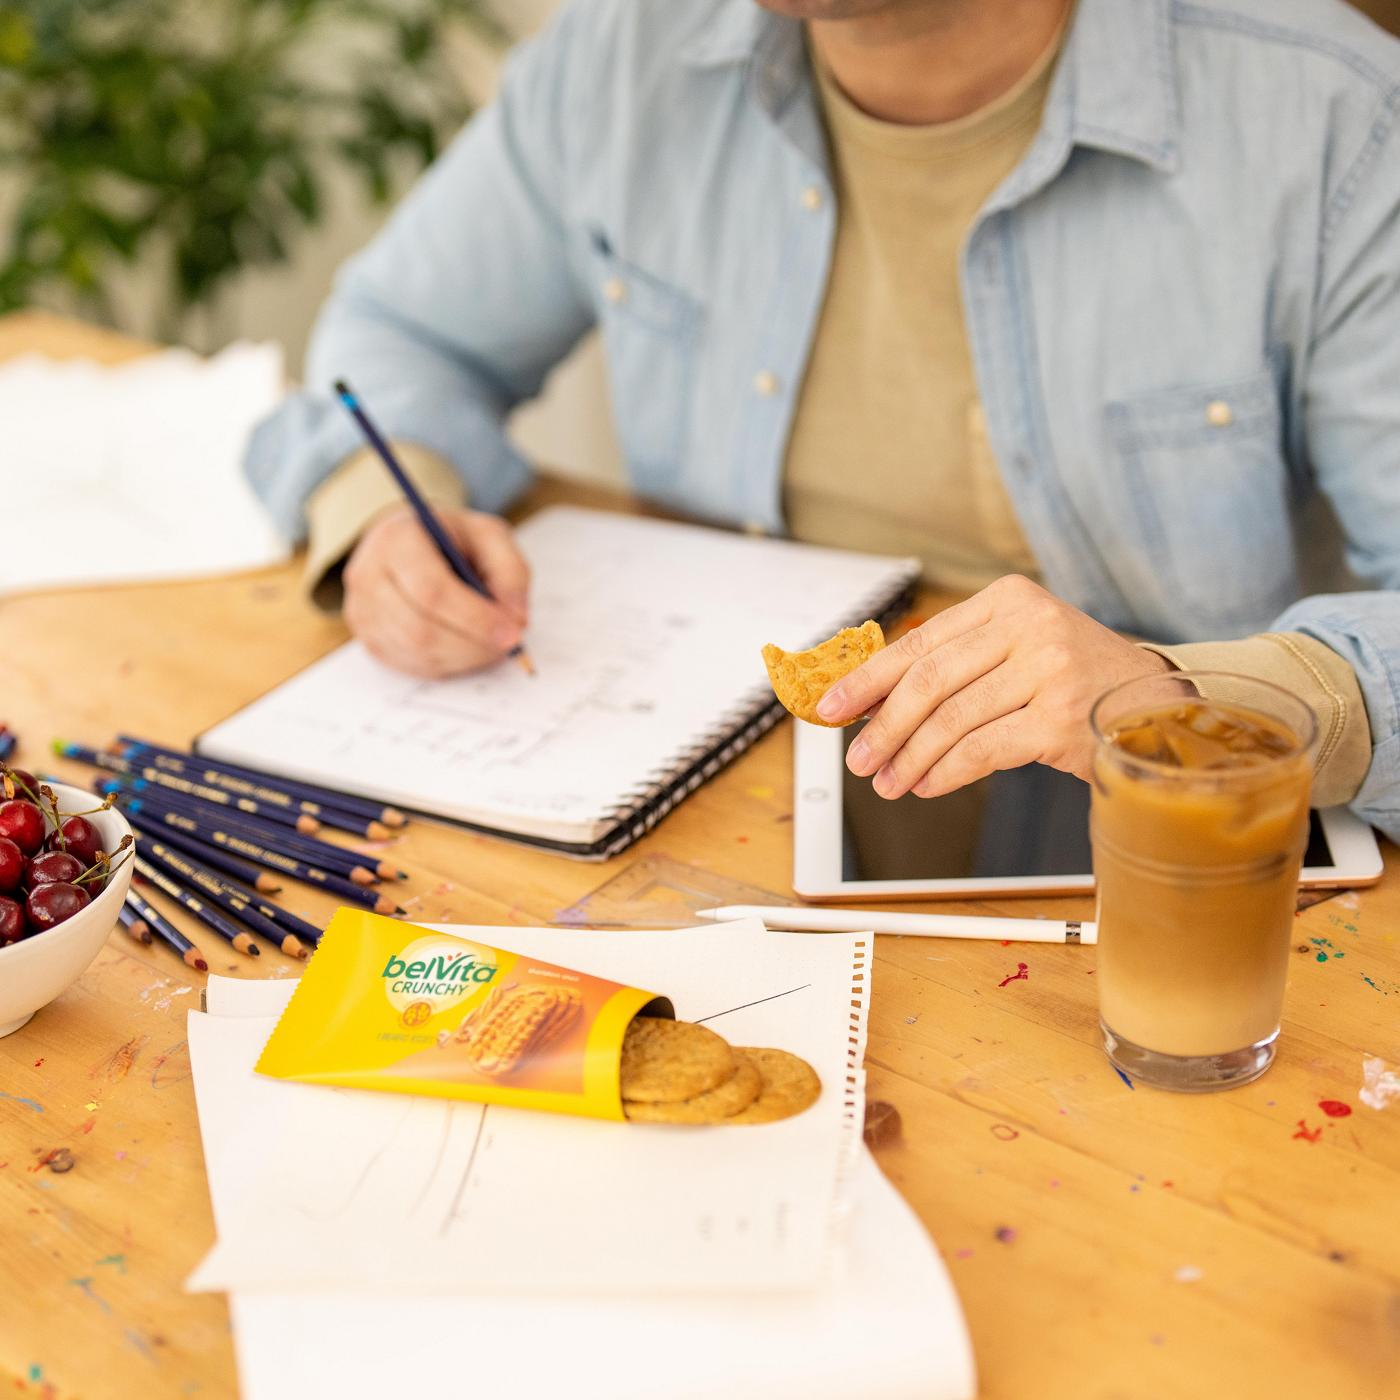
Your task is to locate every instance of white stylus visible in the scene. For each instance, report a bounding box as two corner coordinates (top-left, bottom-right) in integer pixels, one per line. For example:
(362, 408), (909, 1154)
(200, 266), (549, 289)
(694, 905), (1096, 945)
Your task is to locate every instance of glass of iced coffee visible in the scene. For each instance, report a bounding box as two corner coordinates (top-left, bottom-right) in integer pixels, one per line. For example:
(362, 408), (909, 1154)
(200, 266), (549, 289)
(1090, 673), (1316, 1091)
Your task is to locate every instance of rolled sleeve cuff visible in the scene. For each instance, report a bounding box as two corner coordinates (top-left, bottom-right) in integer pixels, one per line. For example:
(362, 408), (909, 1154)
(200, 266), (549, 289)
(1138, 633), (1373, 807)
(303, 445), (468, 611)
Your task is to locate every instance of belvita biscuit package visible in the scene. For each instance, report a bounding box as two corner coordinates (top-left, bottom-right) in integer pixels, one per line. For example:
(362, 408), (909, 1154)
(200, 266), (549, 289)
(257, 911), (821, 1126)
(256, 910), (673, 1121)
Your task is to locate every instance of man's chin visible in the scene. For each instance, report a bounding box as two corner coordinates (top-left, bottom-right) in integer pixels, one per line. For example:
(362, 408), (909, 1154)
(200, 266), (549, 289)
(752, 0), (900, 18)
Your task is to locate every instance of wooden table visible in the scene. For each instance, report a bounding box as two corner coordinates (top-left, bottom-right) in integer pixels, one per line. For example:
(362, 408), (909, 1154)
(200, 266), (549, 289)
(3, 312), (1398, 1400)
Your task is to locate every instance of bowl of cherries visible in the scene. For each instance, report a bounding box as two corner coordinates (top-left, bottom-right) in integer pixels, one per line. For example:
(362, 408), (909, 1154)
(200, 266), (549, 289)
(0, 771), (135, 1037)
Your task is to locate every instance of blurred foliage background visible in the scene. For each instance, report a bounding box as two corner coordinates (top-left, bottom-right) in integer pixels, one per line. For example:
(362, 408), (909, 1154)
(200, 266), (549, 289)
(0, 0), (501, 338)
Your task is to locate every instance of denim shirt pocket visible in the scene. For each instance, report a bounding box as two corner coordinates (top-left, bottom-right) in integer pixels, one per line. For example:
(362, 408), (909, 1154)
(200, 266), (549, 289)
(1105, 372), (1298, 637)
(585, 231), (703, 487)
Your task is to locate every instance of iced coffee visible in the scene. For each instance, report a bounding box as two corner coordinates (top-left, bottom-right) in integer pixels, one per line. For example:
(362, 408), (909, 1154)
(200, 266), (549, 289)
(1090, 674), (1316, 1091)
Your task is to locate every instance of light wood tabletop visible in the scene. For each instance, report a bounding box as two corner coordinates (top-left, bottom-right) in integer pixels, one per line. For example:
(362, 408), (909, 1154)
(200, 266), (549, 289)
(3, 312), (1398, 1400)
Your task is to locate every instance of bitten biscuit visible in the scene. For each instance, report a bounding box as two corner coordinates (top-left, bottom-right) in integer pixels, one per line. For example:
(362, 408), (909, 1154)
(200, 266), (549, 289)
(725, 1047), (822, 1124)
(762, 620), (885, 726)
(623, 1056), (763, 1123)
(618, 1016), (735, 1103)
(455, 984), (583, 1076)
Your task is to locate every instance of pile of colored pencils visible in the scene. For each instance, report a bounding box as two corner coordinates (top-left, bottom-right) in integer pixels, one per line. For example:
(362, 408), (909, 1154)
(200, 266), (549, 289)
(52, 735), (411, 971)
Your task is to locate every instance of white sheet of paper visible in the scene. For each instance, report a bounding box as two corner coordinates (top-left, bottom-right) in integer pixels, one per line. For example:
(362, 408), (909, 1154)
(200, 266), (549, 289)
(187, 922), (869, 1297)
(194, 938), (976, 1400)
(2, 344), (290, 595)
(197, 507), (918, 842)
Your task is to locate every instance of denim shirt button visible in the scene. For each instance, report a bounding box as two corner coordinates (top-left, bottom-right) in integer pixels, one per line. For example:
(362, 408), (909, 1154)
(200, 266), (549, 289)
(753, 369), (780, 396)
(801, 185), (824, 212)
(743, 520), (768, 537)
(1205, 399), (1233, 427)
(602, 276), (627, 304)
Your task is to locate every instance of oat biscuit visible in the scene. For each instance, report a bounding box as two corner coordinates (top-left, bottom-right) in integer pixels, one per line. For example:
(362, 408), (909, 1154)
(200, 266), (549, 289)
(455, 984), (583, 1076)
(725, 1047), (822, 1124)
(618, 1016), (735, 1103)
(622, 1055), (763, 1123)
(762, 620), (885, 726)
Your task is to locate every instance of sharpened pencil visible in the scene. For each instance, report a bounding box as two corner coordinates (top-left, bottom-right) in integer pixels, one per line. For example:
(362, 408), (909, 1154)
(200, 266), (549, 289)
(100, 780), (402, 882)
(126, 816), (282, 893)
(124, 890), (209, 971)
(137, 836), (315, 959)
(133, 855), (259, 957)
(334, 378), (535, 678)
(117, 903), (153, 945)
(115, 736), (407, 830)
(56, 741), (323, 833)
(113, 795), (405, 915)
(114, 739), (406, 823)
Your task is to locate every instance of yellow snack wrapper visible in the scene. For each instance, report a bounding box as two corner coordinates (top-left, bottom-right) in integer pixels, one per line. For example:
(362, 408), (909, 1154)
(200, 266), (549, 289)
(256, 909), (673, 1122)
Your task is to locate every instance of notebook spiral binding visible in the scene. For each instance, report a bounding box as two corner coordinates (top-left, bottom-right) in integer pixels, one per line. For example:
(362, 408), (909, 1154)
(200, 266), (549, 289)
(592, 572), (919, 860)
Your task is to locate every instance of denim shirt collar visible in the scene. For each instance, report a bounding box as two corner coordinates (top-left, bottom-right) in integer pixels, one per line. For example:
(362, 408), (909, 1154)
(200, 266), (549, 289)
(680, 0), (1181, 176)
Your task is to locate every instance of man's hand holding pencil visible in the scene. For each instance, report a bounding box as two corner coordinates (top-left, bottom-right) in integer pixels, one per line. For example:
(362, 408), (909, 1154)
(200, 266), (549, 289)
(334, 380), (535, 680)
(343, 504), (530, 679)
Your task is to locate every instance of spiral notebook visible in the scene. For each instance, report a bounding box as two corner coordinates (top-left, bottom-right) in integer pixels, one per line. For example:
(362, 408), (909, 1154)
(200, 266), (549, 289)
(197, 507), (918, 858)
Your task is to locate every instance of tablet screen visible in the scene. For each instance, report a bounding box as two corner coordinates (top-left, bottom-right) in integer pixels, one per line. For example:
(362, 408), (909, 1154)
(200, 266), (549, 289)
(837, 718), (1335, 881)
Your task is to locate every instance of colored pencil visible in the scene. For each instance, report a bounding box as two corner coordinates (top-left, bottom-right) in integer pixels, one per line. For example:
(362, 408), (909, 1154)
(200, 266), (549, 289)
(114, 795), (404, 914)
(117, 902), (153, 945)
(136, 831), (321, 944)
(139, 840), (310, 959)
(0, 727), (15, 761)
(55, 741), (323, 834)
(101, 780), (402, 882)
(334, 378), (535, 678)
(129, 817), (282, 893)
(123, 890), (209, 971)
(115, 735), (407, 829)
(133, 855), (259, 957)
(113, 742), (389, 839)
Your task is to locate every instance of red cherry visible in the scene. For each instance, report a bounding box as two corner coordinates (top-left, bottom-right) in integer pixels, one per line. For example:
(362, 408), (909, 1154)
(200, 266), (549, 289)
(25, 882), (90, 932)
(46, 815), (104, 868)
(26, 850), (84, 888)
(3, 769), (39, 802)
(0, 799), (44, 857)
(0, 837), (22, 894)
(0, 895), (25, 945)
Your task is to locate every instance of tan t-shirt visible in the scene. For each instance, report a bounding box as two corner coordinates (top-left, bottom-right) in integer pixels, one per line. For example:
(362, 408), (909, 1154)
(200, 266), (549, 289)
(783, 41), (1052, 592)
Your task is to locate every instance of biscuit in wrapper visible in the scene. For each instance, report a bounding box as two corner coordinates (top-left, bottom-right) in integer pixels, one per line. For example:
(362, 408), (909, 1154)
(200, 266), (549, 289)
(623, 1055), (763, 1123)
(618, 1016), (735, 1103)
(762, 620), (885, 726)
(724, 1048), (822, 1124)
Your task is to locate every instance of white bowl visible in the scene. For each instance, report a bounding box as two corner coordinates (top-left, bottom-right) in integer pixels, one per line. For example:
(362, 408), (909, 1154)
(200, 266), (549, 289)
(0, 782), (135, 1037)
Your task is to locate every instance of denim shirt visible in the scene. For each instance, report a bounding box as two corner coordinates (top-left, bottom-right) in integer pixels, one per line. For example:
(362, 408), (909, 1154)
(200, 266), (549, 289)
(246, 0), (1400, 838)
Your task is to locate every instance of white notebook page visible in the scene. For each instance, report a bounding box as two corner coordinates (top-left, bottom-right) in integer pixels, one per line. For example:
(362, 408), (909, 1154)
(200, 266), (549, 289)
(197, 507), (916, 843)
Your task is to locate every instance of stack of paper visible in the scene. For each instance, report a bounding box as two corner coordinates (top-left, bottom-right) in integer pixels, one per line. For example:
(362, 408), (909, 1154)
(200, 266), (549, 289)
(2, 343), (290, 595)
(187, 922), (976, 1399)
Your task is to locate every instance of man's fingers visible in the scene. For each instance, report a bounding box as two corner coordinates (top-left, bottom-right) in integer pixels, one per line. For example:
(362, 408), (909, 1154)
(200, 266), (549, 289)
(844, 625), (1009, 779)
(869, 662), (1031, 798)
(815, 593), (996, 723)
(388, 533), (521, 653)
(910, 711), (1043, 799)
(446, 511), (530, 623)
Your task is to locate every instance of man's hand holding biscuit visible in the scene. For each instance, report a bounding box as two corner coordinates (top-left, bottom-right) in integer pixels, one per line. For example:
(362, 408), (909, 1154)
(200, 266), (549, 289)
(816, 575), (1172, 799)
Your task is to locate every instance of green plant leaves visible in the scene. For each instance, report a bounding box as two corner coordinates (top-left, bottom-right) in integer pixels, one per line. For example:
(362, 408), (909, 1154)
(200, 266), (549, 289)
(0, 0), (491, 326)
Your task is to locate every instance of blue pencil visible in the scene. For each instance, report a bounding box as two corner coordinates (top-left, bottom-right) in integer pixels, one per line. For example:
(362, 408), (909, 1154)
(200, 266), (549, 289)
(333, 378), (535, 677)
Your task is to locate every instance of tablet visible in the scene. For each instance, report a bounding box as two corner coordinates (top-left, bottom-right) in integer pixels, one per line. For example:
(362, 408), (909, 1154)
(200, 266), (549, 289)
(792, 718), (1384, 900)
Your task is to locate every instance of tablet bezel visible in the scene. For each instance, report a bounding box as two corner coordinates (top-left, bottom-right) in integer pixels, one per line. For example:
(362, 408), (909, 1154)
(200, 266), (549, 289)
(791, 721), (1384, 901)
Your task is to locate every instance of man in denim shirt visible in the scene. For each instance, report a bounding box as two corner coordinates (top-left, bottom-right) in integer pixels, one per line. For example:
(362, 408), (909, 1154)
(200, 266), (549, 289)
(248, 0), (1400, 839)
